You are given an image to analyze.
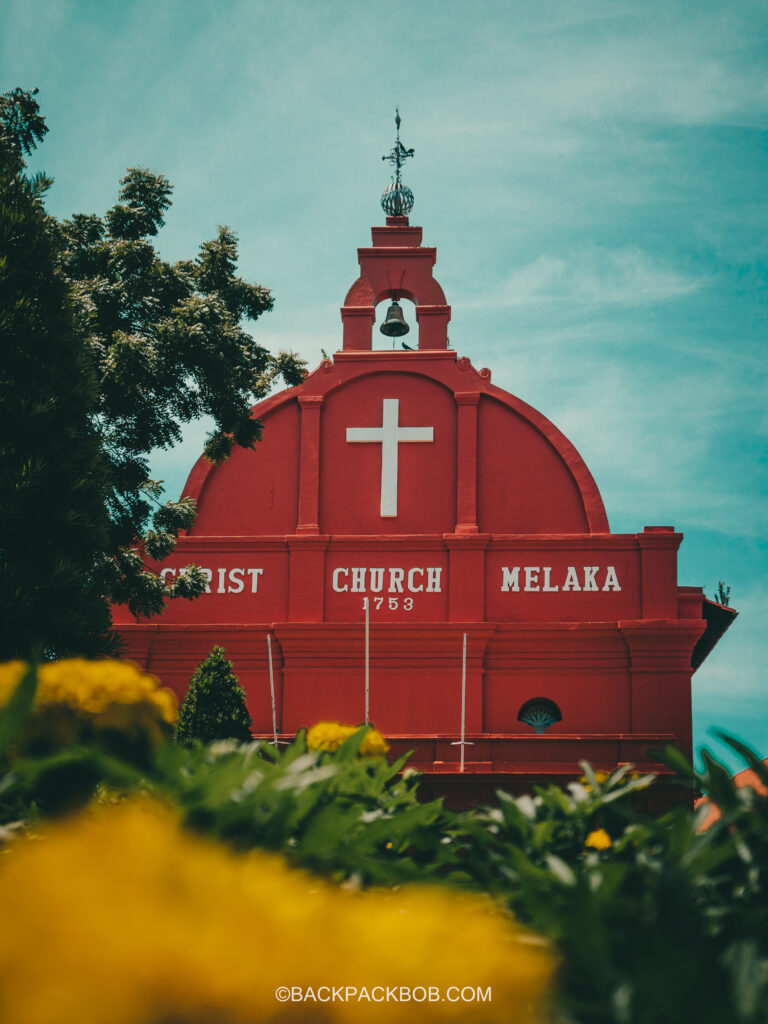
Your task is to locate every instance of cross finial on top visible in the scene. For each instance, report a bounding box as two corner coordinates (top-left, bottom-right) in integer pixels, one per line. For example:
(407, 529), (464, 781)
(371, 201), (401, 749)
(382, 107), (414, 185)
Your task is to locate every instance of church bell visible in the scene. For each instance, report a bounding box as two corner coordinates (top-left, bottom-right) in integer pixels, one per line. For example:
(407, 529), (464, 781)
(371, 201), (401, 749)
(380, 299), (410, 338)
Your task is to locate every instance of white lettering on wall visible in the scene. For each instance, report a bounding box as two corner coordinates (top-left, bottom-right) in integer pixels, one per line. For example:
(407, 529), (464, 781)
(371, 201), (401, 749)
(159, 566), (264, 595)
(330, 567), (443, 594)
(227, 568), (245, 594)
(407, 567), (424, 592)
(583, 566), (599, 591)
(389, 568), (405, 593)
(524, 566), (540, 592)
(332, 568), (349, 592)
(501, 565), (622, 594)
(562, 566), (581, 592)
(426, 567), (443, 593)
(542, 567), (559, 592)
(501, 567), (520, 592)
(603, 566), (621, 591)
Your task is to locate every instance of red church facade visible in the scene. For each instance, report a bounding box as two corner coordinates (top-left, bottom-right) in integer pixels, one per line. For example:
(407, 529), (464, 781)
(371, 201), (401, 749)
(113, 212), (735, 804)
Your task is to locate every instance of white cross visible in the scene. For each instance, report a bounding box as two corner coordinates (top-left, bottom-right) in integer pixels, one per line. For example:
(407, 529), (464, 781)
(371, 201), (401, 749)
(346, 398), (434, 517)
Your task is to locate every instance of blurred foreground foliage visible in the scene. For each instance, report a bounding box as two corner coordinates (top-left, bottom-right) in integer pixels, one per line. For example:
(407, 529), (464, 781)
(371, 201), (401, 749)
(1, 661), (767, 1023)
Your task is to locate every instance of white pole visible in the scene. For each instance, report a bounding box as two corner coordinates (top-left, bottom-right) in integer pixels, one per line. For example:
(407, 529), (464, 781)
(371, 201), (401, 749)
(267, 633), (278, 747)
(460, 632), (467, 773)
(364, 597), (370, 724)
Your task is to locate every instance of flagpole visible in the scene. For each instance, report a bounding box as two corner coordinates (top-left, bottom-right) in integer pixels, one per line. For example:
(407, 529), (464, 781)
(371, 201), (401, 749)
(460, 631), (467, 773)
(267, 633), (278, 747)
(450, 632), (473, 771)
(364, 597), (370, 724)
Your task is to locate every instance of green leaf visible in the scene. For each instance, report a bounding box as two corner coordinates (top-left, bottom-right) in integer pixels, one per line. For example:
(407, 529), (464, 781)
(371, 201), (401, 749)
(0, 663), (38, 753)
(700, 749), (740, 812)
(599, 774), (656, 804)
(578, 760), (598, 789)
(545, 854), (577, 886)
(495, 789), (534, 838)
(335, 725), (370, 762)
(649, 743), (696, 781)
(389, 750), (414, 775)
(714, 733), (768, 788)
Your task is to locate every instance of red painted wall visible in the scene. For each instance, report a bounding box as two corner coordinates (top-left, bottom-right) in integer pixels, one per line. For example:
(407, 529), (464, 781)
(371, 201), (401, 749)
(192, 399), (301, 536)
(477, 397), (590, 534)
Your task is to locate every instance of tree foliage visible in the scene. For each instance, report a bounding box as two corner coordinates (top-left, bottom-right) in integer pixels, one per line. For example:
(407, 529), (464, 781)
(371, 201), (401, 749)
(0, 88), (305, 656)
(175, 646), (253, 747)
(0, 90), (115, 655)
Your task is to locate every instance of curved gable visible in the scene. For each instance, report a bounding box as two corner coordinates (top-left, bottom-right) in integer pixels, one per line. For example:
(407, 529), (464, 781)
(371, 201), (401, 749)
(189, 397), (300, 536)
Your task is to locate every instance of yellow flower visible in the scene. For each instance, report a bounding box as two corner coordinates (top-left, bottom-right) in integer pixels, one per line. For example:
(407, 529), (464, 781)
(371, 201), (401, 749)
(0, 658), (177, 724)
(306, 720), (355, 752)
(585, 828), (612, 851)
(359, 727), (390, 757)
(0, 659), (177, 767)
(578, 769), (610, 793)
(0, 801), (555, 1024)
(307, 721), (390, 758)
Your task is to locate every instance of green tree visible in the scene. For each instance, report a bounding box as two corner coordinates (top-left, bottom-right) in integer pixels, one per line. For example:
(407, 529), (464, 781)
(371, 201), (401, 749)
(175, 646), (253, 747)
(0, 89), (115, 656)
(0, 88), (305, 657)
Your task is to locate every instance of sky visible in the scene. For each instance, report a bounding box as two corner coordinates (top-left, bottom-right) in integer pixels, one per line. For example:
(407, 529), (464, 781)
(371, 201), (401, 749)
(4, 0), (766, 770)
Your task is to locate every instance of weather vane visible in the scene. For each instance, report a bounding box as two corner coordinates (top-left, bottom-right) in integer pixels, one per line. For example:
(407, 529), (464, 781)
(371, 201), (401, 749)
(380, 108), (415, 217)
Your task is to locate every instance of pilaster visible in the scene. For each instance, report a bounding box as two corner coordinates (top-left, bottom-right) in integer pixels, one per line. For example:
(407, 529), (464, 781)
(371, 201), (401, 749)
(287, 534), (329, 621)
(444, 532), (490, 622)
(638, 526), (682, 618)
(454, 391), (480, 533)
(296, 395), (324, 534)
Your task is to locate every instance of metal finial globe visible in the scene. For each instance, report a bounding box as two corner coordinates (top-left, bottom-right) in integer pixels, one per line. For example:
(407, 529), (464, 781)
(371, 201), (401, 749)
(381, 182), (414, 217)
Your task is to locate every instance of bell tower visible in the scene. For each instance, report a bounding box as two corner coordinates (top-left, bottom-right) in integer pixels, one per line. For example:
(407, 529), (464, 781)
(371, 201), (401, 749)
(341, 112), (452, 351)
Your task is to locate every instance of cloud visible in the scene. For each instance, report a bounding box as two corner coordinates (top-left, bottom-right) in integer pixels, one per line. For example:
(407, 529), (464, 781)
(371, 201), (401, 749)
(420, 3), (768, 134)
(472, 248), (705, 311)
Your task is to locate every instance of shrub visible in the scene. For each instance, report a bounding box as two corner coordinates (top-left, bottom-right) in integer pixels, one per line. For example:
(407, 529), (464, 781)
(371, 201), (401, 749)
(446, 746), (768, 1023)
(175, 646), (252, 747)
(152, 726), (454, 884)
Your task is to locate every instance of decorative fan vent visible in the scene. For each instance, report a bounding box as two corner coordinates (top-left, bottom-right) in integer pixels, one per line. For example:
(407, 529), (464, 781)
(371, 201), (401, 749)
(518, 698), (562, 735)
